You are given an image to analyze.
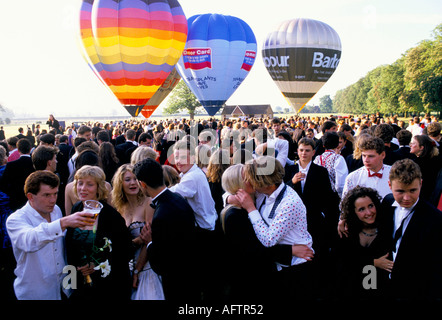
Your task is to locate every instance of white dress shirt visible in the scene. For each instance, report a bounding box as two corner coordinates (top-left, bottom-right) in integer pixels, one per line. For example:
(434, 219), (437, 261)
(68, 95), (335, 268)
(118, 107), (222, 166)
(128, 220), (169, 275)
(169, 164), (217, 230)
(298, 161), (312, 193)
(391, 199), (418, 261)
(6, 203), (68, 300)
(267, 138), (289, 167)
(341, 165), (392, 201)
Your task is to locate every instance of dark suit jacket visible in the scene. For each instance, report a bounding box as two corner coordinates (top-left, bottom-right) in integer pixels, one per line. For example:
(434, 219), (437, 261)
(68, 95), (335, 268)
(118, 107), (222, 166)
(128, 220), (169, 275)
(380, 194), (442, 299)
(223, 206), (292, 300)
(148, 189), (199, 301)
(66, 201), (132, 300)
(114, 141), (135, 164)
(0, 155), (35, 211)
(286, 162), (340, 253)
(57, 143), (73, 185)
(392, 146), (417, 161)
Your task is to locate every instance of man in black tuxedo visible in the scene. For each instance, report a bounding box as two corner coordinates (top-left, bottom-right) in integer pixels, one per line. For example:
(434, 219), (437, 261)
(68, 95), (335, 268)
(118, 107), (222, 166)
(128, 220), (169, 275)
(0, 139), (35, 211)
(373, 123), (401, 165)
(392, 129), (416, 161)
(380, 159), (442, 300)
(286, 137), (340, 297)
(115, 129), (137, 164)
(134, 158), (199, 302)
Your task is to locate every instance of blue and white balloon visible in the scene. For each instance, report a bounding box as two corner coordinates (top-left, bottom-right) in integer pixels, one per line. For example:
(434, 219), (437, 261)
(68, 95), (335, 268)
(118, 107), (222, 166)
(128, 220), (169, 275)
(176, 13), (257, 116)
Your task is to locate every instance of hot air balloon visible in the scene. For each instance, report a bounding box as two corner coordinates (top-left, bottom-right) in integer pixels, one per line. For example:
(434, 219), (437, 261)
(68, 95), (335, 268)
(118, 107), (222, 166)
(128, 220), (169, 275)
(176, 14), (257, 116)
(141, 67), (181, 118)
(262, 18), (342, 114)
(79, 0), (187, 117)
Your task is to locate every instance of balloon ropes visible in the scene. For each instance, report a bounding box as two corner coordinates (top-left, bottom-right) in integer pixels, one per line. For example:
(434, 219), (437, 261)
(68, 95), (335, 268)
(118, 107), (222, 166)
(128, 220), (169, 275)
(176, 13), (257, 117)
(262, 18), (342, 114)
(79, 0), (188, 117)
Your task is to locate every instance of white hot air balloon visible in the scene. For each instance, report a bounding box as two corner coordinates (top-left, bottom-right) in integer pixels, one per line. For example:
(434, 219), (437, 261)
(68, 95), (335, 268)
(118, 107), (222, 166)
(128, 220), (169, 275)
(262, 18), (342, 113)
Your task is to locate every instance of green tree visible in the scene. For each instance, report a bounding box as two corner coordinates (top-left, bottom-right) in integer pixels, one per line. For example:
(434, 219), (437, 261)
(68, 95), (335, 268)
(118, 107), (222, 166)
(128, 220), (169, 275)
(163, 80), (201, 119)
(319, 95), (333, 113)
(402, 24), (442, 114)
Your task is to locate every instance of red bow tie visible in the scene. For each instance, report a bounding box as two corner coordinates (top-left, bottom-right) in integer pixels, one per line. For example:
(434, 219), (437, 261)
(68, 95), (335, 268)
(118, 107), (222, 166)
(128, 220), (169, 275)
(368, 171), (382, 178)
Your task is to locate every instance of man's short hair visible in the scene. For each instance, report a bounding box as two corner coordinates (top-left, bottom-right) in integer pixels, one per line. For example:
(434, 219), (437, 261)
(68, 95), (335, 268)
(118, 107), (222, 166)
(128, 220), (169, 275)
(78, 125), (92, 136)
(59, 135), (69, 144)
(374, 123), (394, 144)
(298, 137), (316, 150)
(389, 158), (422, 185)
(40, 133), (55, 145)
(126, 129), (136, 141)
(323, 131), (340, 149)
(92, 126), (102, 136)
(7, 136), (18, 147)
(359, 136), (385, 154)
(138, 132), (152, 144)
(396, 129), (412, 146)
(427, 122), (441, 138)
(133, 158), (164, 189)
(243, 156), (284, 189)
(74, 137), (87, 148)
(24, 171), (60, 195)
(17, 138), (32, 154)
(321, 120), (337, 133)
(96, 130), (110, 142)
(32, 145), (58, 171)
(271, 117), (281, 125)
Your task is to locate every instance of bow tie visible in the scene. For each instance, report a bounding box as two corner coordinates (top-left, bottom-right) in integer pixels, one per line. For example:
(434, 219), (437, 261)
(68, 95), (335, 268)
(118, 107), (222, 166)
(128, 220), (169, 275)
(368, 170), (382, 178)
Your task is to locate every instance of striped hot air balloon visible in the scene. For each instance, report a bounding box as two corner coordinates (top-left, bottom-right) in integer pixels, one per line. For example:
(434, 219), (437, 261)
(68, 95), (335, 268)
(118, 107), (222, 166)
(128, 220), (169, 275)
(79, 0), (187, 117)
(262, 18), (342, 114)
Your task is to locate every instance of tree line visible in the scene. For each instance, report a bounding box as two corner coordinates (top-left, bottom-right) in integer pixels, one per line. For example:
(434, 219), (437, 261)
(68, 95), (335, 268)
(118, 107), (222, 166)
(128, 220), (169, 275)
(331, 24), (441, 117)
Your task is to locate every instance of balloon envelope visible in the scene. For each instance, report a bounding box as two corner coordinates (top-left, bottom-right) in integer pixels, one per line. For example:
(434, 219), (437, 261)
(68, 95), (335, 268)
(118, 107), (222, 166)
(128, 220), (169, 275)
(141, 67), (181, 118)
(262, 18), (342, 113)
(79, 0), (187, 117)
(176, 14), (257, 116)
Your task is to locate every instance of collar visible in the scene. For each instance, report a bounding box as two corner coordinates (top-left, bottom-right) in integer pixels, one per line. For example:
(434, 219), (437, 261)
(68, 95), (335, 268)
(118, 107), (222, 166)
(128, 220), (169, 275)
(268, 183), (286, 202)
(392, 198), (419, 213)
(179, 164), (197, 177)
(152, 187), (168, 204)
(367, 165), (384, 176)
(298, 160), (312, 173)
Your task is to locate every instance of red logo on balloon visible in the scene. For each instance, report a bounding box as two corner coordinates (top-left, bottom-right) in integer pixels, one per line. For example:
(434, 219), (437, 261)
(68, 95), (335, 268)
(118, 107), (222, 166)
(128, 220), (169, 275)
(183, 48), (212, 70)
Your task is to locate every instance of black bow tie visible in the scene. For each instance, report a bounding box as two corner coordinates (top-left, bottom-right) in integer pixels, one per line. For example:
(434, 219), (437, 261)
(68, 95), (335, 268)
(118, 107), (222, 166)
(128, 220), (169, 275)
(150, 201), (158, 209)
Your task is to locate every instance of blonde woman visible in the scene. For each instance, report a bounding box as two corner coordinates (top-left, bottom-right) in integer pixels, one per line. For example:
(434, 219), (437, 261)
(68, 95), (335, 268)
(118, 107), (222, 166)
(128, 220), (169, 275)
(64, 163), (112, 215)
(65, 165), (131, 300)
(130, 145), (158, 165)
(111, 164), (164, 300)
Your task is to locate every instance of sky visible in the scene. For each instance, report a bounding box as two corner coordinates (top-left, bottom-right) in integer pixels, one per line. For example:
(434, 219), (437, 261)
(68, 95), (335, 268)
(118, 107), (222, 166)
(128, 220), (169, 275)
(0, 0), (440, 119)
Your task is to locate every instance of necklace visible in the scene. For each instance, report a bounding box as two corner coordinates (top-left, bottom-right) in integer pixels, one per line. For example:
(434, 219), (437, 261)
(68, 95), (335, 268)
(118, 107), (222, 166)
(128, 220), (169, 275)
(361, 228), (378, 237)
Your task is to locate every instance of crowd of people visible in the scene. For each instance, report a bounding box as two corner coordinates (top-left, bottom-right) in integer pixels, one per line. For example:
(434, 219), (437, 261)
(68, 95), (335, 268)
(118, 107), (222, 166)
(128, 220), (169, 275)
(0, 112), (441, 302)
